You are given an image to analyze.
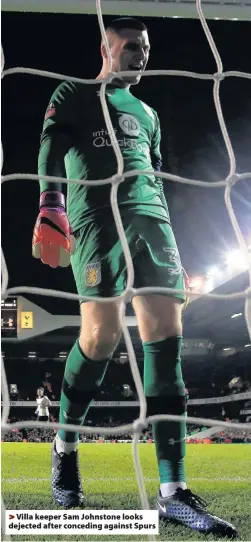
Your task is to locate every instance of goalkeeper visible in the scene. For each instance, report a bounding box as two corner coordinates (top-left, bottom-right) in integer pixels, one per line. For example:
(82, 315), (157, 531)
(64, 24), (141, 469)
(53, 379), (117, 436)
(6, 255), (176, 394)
(33, 17), (236, 538)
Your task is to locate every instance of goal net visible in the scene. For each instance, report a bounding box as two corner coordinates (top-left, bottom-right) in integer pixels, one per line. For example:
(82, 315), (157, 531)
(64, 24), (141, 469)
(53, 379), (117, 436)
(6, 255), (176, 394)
(1, 0), (251, 538)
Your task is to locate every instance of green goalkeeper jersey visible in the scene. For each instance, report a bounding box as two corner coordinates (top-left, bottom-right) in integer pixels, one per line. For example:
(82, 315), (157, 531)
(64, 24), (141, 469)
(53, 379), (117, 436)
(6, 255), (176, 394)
(38, 81), (170, 231)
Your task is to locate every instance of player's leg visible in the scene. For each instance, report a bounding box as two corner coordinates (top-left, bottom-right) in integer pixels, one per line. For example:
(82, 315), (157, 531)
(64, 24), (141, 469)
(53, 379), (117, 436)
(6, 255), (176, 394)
(38, 415), (49, 422)
(56, 219), (134, 454)
(52, 218), (136, 507)
(53, 299), (122, 507)
(132, 217), (236, 538)
(132, 220), (186, 499)
(56, 299), (122, 454)
(133, 294), (186, 489)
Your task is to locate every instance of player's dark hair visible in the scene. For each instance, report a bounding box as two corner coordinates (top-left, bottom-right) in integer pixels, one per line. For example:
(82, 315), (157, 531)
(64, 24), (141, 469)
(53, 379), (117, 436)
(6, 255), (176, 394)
(106, 17), (147, 35)
(37, 387), (44, 396)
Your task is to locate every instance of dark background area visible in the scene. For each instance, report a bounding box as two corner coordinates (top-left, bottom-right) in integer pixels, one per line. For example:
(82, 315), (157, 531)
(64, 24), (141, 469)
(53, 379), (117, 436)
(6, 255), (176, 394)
(2, 12), (251, 315)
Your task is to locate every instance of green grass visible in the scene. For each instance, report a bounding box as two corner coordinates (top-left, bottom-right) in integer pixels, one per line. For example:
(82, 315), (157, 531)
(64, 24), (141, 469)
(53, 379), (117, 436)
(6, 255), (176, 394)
(2, 443), (251, 541)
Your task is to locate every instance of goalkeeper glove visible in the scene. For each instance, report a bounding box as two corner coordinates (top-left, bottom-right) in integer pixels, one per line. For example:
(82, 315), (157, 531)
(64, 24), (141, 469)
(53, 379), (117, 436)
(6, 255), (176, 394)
(32, 191), (76, 268)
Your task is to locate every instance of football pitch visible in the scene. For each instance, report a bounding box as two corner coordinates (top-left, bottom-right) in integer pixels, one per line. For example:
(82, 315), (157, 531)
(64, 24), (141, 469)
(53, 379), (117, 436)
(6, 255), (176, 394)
(2, 443), (251, 541)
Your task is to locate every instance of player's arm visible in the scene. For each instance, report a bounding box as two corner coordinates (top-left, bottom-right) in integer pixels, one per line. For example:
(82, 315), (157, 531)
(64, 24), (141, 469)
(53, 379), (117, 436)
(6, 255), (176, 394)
(151, 113), (170, 219)
(33, 82), (77, 268)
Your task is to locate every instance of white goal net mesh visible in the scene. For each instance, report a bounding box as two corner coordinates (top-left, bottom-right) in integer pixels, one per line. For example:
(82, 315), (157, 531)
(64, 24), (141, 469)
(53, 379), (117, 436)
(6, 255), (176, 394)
(1, 0), (251, 537)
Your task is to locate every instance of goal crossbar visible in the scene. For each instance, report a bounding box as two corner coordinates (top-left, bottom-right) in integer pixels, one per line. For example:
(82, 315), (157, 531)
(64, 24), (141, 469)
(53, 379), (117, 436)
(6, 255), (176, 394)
(2, 0), (251, 21)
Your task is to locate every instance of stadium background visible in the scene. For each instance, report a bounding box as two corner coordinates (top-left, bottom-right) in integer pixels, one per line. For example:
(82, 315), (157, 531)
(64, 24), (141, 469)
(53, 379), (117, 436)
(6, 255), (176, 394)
(1, 12), (251, 448)
(2, 11), (251, 290)
(1, 9), (251, 441)
(1, 7), (251, 542)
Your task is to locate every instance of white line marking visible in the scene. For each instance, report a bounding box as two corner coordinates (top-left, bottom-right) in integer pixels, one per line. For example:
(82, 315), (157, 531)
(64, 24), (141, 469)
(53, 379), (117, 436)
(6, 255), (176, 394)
(2, 476), (250, 483)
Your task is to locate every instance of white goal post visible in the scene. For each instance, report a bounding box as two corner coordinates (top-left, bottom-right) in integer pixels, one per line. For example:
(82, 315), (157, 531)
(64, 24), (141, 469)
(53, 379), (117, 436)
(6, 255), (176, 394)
(2, 0), (251, 21)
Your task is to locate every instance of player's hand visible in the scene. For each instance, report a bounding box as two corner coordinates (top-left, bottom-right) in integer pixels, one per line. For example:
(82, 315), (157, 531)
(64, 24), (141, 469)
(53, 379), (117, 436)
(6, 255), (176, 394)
(32, 191), (76, 268)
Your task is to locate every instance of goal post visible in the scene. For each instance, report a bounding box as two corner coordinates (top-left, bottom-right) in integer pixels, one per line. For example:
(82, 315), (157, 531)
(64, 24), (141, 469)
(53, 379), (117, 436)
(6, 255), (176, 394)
(2, 0), (251, 21)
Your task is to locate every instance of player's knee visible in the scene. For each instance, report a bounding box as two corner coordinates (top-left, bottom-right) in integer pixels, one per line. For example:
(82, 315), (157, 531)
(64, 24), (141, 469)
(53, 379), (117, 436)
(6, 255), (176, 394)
(144, 309), (183, 341)
(153, 319), (183, 341)
(134, 294), (183, 342)
(79, 326), (121, 361)
(157, 303), (183, 340)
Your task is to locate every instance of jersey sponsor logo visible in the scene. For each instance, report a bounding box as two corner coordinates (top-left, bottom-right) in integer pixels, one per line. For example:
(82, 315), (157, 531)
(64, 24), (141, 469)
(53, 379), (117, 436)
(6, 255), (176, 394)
(118, 114), (140, 136)
(93, 128), (116, 138)
(93, 135), (149, 157)
(92, 125), (150, 159)
(85, 262), (101, 287)
(45, 102), (56, 120)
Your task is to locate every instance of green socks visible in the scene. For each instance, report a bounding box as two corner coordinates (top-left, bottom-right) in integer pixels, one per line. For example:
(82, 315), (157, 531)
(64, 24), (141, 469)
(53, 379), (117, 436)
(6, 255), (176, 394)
(143, 336), (186, 486)
(57, 334), (187, 492)
(58, 340), (110, 443)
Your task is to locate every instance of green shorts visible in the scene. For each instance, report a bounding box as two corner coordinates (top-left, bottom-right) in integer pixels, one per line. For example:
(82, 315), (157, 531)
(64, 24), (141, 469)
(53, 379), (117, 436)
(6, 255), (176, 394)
(71, 215), (185, 302)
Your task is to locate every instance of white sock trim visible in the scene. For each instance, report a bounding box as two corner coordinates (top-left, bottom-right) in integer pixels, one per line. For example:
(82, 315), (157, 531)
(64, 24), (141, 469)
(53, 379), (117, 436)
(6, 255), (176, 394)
(160, 481), (187, 498)
(55, 435), (79, 455)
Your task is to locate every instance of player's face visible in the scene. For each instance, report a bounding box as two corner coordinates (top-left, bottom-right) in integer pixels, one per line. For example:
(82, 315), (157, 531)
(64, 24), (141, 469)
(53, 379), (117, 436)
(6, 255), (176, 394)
(111, 29), (150, 86)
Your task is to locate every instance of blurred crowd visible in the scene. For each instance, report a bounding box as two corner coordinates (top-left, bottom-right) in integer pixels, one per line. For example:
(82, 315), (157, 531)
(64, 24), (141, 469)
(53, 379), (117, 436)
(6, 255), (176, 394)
(3, 417), (250, 444)
(3, 353), (250, 446)
(5, 353), (251, 404)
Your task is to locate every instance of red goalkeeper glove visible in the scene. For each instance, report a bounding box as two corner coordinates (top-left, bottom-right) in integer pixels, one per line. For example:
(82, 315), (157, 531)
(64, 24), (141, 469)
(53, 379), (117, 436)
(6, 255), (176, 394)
(32, 191), (76, 268)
